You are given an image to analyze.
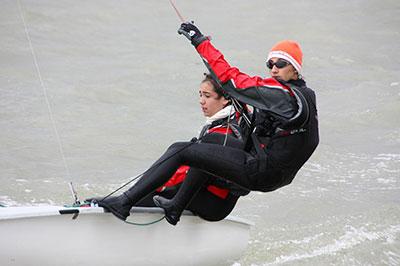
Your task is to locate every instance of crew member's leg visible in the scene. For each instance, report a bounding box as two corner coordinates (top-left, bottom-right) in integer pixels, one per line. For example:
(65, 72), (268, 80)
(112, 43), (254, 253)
(154, 167), (239, 224)
(153, 167), (211, 225)
(90, 140), (257, 221)
(154, 134), (247, 225)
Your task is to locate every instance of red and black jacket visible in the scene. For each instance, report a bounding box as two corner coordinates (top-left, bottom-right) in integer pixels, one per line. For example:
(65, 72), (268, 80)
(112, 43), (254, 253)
(196, 40), (320, 192)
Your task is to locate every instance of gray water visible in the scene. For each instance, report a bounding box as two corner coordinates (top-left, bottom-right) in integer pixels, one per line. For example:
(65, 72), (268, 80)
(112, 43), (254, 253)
(1, 0), (400, 265)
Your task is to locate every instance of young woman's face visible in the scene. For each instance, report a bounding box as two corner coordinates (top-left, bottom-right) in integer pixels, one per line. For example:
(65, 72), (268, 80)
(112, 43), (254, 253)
(199, 81), (229, 117)
(268, 57), (298, 81)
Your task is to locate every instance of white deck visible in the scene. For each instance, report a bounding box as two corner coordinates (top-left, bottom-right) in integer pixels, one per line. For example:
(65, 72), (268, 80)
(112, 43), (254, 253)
(0, 206), (252, 266)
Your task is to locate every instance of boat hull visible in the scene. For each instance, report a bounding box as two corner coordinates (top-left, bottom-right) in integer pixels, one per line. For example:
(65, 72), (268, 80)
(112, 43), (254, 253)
(0, 206), (251, 266)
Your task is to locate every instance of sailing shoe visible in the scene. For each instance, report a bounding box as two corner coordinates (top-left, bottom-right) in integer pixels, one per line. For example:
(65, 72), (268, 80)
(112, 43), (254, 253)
(153, 195), (182, 226)
(86, 195), (131, 221)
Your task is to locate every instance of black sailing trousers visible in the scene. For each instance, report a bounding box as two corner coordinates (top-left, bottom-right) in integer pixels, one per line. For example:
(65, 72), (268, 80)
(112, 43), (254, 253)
(124, 135), (260, 217)
(136, 134), (248, 221)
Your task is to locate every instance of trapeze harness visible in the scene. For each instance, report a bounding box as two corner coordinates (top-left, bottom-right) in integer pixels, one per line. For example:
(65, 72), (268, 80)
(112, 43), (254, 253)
(222, 78), (319, 192)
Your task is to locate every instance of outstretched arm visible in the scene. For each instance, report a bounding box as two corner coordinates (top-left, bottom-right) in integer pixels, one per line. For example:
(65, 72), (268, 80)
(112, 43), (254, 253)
(178, 22), (298, 120)
(178, 22), (263, 88)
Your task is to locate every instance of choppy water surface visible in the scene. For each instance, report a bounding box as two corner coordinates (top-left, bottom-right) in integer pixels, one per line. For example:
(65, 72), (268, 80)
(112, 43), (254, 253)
(1, 0), (399, 265)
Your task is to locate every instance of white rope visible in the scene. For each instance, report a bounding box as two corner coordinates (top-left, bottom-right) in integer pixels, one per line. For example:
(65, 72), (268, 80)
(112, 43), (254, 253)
(17, 0), (72, 180)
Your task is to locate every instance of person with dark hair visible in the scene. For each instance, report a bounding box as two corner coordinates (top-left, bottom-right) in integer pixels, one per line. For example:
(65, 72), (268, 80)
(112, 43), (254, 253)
(89, 22), (319, 226)
(91, 74), (248, 222)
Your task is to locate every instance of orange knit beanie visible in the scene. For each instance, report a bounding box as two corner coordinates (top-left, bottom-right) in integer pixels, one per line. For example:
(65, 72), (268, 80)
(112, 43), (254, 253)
(267, 40), (303, 73)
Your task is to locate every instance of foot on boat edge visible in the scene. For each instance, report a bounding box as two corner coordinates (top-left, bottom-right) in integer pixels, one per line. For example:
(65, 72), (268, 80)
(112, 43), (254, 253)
(86, 196), (131, 221)
(153, 195), (182, 226)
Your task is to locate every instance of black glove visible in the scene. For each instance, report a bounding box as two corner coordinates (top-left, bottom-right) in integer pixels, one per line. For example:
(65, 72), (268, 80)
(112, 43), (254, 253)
(178, 22), (208, 47)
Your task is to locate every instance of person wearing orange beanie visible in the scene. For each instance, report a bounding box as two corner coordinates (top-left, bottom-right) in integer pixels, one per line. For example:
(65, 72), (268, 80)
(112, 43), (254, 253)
(267, 40), (303, 73)
(88, 23), (319, 226)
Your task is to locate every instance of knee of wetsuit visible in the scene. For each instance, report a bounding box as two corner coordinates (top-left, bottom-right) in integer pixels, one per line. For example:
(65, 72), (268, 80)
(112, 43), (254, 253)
(168, 141), (191, 150)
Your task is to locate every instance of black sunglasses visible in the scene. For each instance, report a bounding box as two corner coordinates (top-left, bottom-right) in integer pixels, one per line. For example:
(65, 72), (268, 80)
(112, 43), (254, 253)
(266, 59), (290, 69)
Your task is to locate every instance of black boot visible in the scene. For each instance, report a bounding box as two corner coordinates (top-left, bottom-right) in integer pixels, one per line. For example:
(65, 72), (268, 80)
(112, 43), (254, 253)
(153, 195), (182, 225)
(153, 168), (210, 225)
(86, 194), (132, 221)
(87, 142), (196, 221)
(86, 165), (179, 221)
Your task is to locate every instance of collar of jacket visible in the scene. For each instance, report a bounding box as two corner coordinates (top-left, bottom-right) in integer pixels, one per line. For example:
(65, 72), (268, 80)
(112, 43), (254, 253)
(205, 105), (235, 125)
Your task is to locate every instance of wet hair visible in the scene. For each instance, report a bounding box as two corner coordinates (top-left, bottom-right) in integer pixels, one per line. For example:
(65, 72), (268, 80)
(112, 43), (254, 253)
(201, 73), (228, 99)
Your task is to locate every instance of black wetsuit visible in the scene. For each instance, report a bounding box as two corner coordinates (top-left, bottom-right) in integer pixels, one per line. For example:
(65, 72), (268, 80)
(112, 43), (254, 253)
(136, 115), (249, 221)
